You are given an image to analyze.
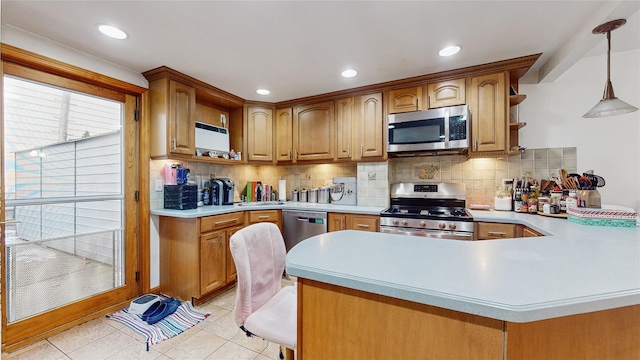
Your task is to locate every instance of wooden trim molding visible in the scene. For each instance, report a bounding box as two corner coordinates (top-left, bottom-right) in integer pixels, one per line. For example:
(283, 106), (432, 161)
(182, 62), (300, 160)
(143, 66), (245, 108)
(1, 44), (147, 95)
(277, 53), (541, 108)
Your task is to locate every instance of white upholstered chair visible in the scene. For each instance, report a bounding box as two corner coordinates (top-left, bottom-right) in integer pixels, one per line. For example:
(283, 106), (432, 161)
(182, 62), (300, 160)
(229, 222), (296, 360)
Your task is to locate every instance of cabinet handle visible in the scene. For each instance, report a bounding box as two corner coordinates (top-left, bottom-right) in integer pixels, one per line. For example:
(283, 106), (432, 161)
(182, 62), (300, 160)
(294, 149), (297, 159)
(172, 138), (177, 150)
(214, 218), (240, 225)
(356, 223), (370, 228)
(347, 145), (350, 157)
(474, 138), (478, 151)
(288, 149), (291, 158)
(341, 218), (345, 230)
(487, 231), (507, 236)
(361, 144), (364, 156)
(258, 215), (270, 219)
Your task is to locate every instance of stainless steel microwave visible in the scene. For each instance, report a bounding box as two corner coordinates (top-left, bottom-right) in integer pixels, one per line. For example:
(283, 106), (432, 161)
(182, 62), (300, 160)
(387, 105), (470, 153)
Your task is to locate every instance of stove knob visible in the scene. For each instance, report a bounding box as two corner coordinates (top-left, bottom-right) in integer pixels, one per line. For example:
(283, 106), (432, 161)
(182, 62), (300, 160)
(401, 220), (409, 226)
(392, 220), (399, 226)
(438, 222), (446, 230)
(419, 221), (426, 227)
(449, 223), (457, 230)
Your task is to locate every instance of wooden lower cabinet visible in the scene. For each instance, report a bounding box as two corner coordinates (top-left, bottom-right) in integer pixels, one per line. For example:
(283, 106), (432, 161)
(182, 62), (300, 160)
(160, 211), (245, 302)
(297, 278), (640, 360)
(247, 209), (281, 229)
(328, 213), (379, 232)
(226, 225), (243, 283)
(475, 221), (521, 240)
(475, 222), (544, 240)
(522, 226), (543, 237)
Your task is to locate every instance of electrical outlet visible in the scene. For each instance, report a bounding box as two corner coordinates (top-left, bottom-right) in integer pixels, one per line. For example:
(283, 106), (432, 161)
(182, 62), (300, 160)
(368, 172), (376, 180)
(155, 179), (163, 191)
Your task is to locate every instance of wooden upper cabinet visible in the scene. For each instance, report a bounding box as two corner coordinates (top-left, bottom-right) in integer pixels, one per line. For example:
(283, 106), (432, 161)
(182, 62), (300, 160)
(335, 97), (354, 160)
(388, 87), (422, 114)
(293, 102), (335, 161)
(426, 79), (465, 109)
(468, 72), (508, 153)
(147, 78), (196, 157)
(275, 108), (293, 162)
(246, 106), (274, 162)
(168, 80), (196, 156)
(355, 93), (384, 159)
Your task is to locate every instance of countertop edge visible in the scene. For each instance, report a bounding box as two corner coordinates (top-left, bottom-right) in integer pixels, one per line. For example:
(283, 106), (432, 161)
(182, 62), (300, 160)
(285, 260), (640, 323)
(150, 202), (386, 217)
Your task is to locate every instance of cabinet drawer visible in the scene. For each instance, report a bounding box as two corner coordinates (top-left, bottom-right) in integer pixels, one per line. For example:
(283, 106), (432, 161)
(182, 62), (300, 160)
(201, 212), (245, 233)
(350, 215), (379, 232)
(476, 222), (518, 239)
(248, 210), (279, 224)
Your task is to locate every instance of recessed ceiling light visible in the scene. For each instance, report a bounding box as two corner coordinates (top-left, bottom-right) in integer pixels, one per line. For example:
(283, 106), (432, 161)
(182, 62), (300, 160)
(341, 69), (358, 78)
(439, 45), (461, 57)
(256, 89), (270, 95)
(97, 24), (128, 40)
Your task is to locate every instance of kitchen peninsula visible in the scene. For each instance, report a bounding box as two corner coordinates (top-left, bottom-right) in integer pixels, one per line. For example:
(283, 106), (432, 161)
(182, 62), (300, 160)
(286, 211), (640, 359)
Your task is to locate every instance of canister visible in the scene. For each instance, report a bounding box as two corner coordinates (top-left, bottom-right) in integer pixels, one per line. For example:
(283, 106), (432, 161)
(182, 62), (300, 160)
(308, 188), (318, 203)
(291, 189), (299, 202)
(318, 187), (330, 204)
(300, 189), (308, 202)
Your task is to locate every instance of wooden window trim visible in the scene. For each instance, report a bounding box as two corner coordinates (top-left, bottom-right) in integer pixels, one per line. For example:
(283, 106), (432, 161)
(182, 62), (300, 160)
(1, 44), (146, 95)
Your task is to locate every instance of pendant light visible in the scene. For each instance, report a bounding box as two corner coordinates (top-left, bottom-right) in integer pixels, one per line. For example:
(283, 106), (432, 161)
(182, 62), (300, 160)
(582, 19), (638, 118)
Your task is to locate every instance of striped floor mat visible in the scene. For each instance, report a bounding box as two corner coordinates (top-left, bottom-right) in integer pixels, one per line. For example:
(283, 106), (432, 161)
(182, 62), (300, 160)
(106, 299), (210, 350)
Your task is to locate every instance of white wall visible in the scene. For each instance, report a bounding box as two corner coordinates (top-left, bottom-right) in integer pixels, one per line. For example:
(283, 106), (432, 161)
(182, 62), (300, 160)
(1, 25), (148, 89)
(519, 49), (640, 212)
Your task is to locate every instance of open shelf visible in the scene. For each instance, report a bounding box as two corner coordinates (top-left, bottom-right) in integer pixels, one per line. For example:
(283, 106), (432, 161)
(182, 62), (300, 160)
(510, 94), (526, 107)
(509, 122), (527, 130)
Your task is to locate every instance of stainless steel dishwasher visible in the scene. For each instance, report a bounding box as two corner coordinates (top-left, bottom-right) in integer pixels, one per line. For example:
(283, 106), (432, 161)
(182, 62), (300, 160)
(282, 210), (327, 252)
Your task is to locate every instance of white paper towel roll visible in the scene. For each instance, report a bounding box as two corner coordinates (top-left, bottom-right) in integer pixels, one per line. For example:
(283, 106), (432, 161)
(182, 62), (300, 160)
(279, 179), (286, 201)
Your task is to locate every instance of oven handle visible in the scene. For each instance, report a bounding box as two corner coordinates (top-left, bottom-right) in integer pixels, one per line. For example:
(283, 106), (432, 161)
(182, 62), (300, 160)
(380, 226), (474, 241)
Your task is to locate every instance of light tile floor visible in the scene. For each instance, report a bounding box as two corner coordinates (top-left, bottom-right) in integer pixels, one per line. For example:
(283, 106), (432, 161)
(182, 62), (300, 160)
(1, 284), (293, 360)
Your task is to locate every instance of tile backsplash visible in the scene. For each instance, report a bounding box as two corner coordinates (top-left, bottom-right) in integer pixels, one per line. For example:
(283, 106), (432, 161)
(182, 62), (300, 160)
(389, 147), (577, 206)
(149, 147), (576, 210)
(149, 160), (356, 209)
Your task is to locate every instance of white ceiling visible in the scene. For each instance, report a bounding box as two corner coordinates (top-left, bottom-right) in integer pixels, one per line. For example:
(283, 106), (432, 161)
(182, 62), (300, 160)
(1, 1), (639, 103)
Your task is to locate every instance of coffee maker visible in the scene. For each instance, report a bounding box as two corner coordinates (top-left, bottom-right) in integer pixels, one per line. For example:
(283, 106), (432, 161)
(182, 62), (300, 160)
(211, 178), (235, 205)
(330, 177), (357, 205)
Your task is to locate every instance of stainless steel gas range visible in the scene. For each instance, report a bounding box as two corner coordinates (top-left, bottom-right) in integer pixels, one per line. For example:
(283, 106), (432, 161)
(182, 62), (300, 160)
(380, 182), (474, 240)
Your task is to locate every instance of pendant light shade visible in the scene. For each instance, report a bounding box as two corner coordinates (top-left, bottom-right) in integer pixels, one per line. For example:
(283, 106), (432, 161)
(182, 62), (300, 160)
(582, 19), (638, 118)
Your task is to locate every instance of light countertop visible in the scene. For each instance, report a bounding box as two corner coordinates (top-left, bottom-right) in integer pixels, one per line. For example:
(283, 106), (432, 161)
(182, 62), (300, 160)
(286, 210), (640, 323)
(150, 202), (385, 218)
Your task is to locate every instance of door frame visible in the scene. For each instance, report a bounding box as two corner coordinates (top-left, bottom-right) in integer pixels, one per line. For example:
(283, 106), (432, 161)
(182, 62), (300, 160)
(0, 45), (148, 351)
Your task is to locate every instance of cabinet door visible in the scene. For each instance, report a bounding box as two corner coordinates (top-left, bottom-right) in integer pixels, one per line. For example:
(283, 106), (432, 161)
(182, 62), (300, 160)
(200, 230), (226, 295)
(388, 87), (422, 114)
(356, 93), (384, 159)
(426, 79), (465, 109)
(328, 213), (348, 232)
(293, 102), (335, 161)
(349, 215), (379, 232)
(226, 226), (243, 284)
(247, 107), (274, 162)
(335, 97), (354, 160)
(468, 72), (508, 153)
(168, 79), (196, 155)
(275, 108), (293, 162)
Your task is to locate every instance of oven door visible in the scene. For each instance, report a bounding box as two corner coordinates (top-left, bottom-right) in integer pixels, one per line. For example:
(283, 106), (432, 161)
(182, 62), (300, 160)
(381, 226), (474, 241)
